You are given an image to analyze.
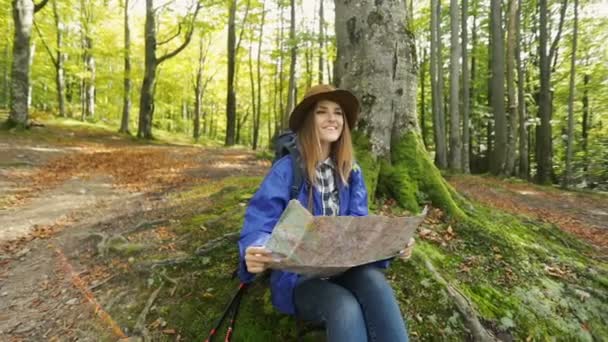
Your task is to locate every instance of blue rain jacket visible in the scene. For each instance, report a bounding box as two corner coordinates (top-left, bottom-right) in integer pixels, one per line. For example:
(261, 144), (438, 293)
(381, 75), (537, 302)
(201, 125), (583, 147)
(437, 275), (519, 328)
(237, 155), (392, 315)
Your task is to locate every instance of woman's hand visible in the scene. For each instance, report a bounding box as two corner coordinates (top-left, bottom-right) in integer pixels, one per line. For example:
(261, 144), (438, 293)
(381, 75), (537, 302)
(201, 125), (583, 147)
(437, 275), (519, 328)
(398, 238), (416, 261)
(245, 246), (274, 274)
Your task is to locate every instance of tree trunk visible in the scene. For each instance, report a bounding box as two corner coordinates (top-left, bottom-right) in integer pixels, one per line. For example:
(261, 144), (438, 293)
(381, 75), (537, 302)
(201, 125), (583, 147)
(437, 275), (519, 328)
(448, 0), (462, 172)
(194, 36), (205, 141)
(431, 0), (448, 169)
(138, 0), (157, 138)
(420, 49), (428, 148)
(119, 0), (131, 133)
(318, 0), (324, 84)
(253, 1), (265, 150)
(489, 0), (506, 175)
(461, 0), (470, 173)
(335, 0), (463, 218)
(504, 0), (519, 176)
(468, 6), (477, 169)
(9, 0), (34, 127)
(3, 40), (9, 109)
(537, 0), (553, 184)
(138, 0), (201, 139)
(51, 0), (66, 117)
(581, 73), (589, 175)
(516, 0), (528, 179)
(80, 0), (95, 119)
(225, 0), (237, 145)
(278, 2), (285, 131)
(562, 0), (578, 188)
(248, 43), (256, 146)
(284, 0), (297, 130)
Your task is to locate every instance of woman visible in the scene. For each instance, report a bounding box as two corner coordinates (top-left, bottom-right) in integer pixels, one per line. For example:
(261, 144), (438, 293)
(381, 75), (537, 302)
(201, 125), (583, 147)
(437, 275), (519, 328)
(238, 84), (415, 341)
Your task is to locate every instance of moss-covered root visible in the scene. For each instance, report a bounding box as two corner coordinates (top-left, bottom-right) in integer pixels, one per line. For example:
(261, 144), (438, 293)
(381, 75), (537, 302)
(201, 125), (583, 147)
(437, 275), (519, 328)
(424, 257), (498, 342)
(352, 131), (381, 205)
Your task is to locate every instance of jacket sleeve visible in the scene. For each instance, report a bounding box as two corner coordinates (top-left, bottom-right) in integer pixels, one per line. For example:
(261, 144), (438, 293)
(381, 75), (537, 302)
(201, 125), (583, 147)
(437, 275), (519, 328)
(238, 158), (292, 283)
(348, 163), (393, 270)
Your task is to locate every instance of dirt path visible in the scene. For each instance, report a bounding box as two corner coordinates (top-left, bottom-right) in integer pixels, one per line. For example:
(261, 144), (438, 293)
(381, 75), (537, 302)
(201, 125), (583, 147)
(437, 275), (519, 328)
(448, 175), (608, 251)
(0, 126), (268, 341)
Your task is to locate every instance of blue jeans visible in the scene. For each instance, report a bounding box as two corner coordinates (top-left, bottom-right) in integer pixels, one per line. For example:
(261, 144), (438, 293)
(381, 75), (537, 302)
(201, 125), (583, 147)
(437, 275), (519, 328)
(293, 264), (409, 342)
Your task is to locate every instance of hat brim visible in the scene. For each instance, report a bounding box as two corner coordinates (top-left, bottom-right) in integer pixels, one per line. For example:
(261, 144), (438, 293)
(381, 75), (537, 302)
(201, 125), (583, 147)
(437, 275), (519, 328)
(288, 90), (360, 132)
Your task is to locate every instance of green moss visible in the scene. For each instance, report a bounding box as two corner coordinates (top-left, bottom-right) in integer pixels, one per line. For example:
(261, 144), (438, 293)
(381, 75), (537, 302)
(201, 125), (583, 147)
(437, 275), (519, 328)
(390, 132), (464, 218)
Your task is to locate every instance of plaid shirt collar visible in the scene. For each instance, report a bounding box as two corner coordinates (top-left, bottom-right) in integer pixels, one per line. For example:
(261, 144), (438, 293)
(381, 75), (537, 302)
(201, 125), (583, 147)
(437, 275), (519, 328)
(315, 157), (339, 216)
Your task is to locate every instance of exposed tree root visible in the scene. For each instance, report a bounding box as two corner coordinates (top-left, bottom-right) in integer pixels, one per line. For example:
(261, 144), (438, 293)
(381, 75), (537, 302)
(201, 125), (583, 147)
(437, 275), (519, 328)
(134, 283), (164, 341)
(423, 257), (498, 342)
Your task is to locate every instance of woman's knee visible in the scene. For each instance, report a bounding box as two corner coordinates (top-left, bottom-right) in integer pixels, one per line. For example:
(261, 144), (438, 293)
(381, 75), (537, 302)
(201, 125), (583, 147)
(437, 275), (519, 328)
(352, 265), (391, 288)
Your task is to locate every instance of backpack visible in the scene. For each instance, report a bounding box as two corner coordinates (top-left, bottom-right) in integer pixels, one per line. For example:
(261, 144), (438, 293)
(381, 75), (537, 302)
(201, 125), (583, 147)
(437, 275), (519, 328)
(273, 129), (304, 200)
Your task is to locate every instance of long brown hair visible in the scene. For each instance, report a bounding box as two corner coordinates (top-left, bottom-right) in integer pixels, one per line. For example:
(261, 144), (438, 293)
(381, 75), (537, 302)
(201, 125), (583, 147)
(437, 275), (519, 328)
(297, 102), (354, 186)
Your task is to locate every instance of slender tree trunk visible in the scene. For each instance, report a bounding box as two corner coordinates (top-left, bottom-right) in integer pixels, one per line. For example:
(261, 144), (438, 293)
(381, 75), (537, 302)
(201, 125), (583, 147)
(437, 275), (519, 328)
(581, 72), (589, 175)
(431, 0), (448, 169)
(120, 0), (131, 133)
(225, 0), (237, 145)
(420, 49), (428, 148)
(461, 0), (470, 173)
(51, 0), (66, 117)
(284, 0), (297, 130)
(80, 0), (95, 119)
(194, 36), (205, 140)
(278, 3), (285, 132)
(318, 0), (324, 84)
(469, 6), (477, 168)
(536, 0), (558, 183)
(248, 43), (256, 146)
(9, 0), (34, 127)
(137, 0), (200, 139)
(504, 0), (519, 176)
(3, 40), (9, 109)
(448, 0), (462, 171)
(489, 0), (506, 175)
(516, 0), (528, 179)
(253, 1), (265, 150)
(138, 0), (157, 138)
(562, 0), (578, 188)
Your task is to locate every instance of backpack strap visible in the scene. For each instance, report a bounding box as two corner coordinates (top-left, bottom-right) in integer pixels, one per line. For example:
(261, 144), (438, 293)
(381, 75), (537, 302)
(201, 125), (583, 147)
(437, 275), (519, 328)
(285, 143), (303, 200)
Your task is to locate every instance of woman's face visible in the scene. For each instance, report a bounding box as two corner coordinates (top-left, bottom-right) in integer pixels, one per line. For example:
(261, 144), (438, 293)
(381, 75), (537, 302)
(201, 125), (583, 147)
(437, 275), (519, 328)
(314, 100), (344, 145)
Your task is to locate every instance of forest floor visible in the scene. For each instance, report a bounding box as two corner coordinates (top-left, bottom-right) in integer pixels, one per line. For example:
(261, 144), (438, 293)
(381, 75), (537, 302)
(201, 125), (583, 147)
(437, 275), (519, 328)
(1, 113), (607, 341)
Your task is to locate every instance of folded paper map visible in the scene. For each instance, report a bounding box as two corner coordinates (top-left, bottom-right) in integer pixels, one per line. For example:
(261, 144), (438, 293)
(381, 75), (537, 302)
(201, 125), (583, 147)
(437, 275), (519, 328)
(265, 200), (428, 278)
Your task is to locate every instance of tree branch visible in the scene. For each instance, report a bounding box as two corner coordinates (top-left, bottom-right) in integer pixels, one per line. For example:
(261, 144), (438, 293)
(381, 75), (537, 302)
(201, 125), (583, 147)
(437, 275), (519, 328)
(34, 0), (50, 13)
(157, 2), (202, 64)
(33, 21), (58, 67)
(157, 23), (182, 46)
(548, 0), (568, 65)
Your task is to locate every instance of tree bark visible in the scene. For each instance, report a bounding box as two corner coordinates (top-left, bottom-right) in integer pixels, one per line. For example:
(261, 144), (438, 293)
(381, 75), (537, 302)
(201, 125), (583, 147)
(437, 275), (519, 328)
(461, 0), (470, 173)
(253, 1), (266, 150)
(420, 49), (428, 148)
(194, 36), (207, 141)
(516, 0), (528, 179)
(225, 0), (237, 145)
(448, 0), (462, 172)
(80, 0), (95, 120)
(504, 0), (519, 176)
(489, 0), (506, 175)
(9, 0), (35, 127)
(283, 0), (297, 130)
(51, 0), (66, 117)
(119, 0), (131, 133)
(431, 0), (447, 169)
(318, 0), (324, 84)
(562, 0), (578, 188)
(581, 73), (589, 175)
(537, 0), (552, 184)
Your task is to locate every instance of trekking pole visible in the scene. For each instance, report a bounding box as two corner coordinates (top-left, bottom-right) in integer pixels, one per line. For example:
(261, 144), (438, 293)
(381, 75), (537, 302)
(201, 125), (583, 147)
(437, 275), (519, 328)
(205, 283), (247, 342)
(224, 283), (247, 342)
